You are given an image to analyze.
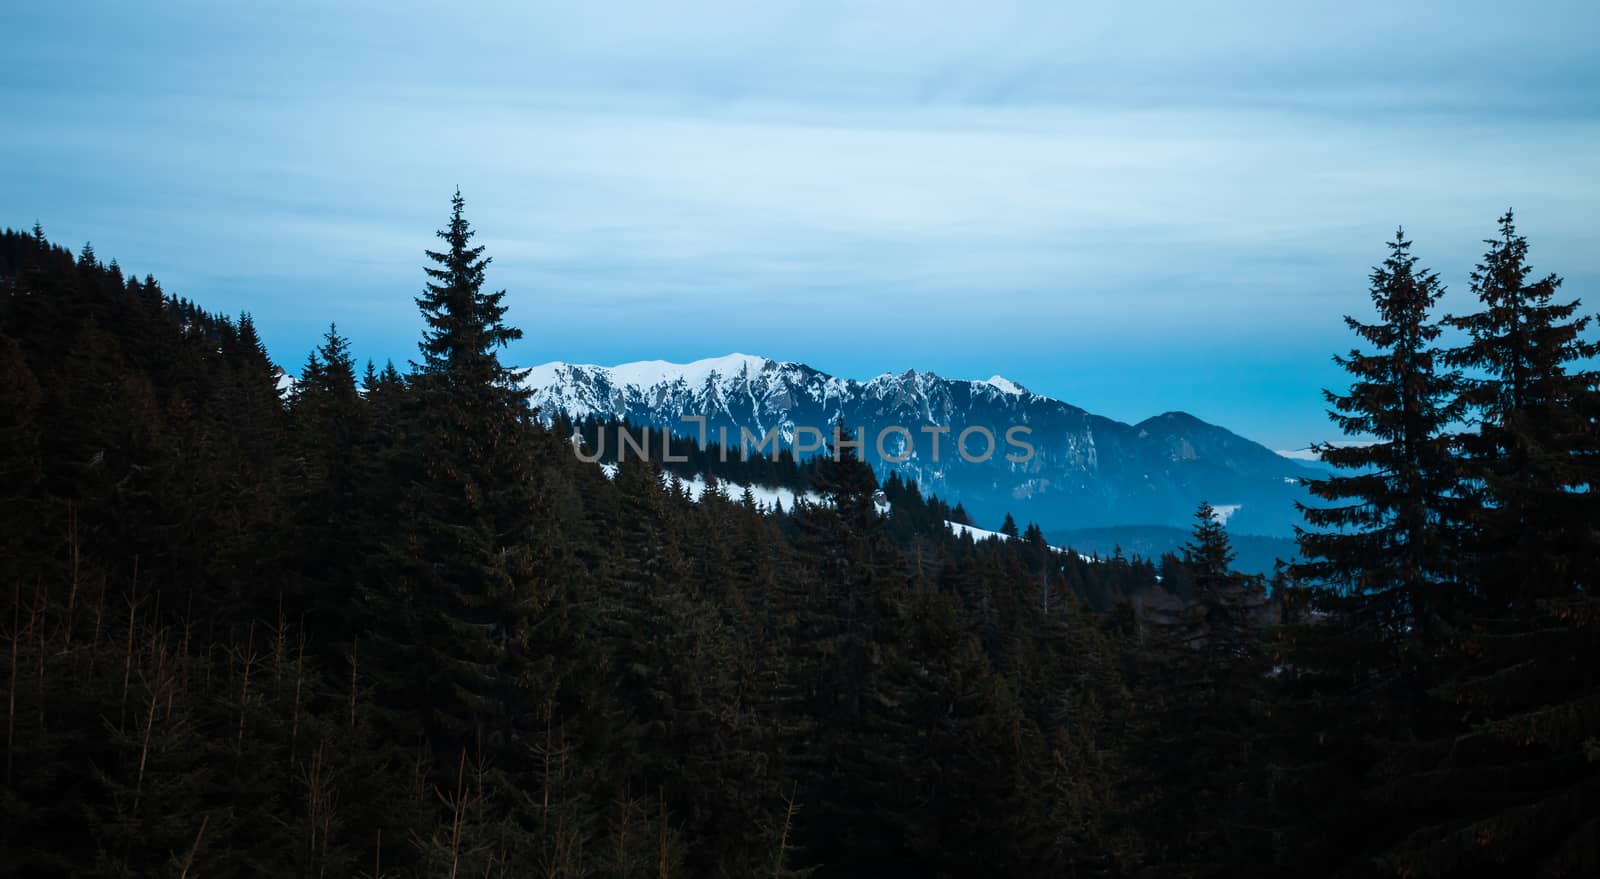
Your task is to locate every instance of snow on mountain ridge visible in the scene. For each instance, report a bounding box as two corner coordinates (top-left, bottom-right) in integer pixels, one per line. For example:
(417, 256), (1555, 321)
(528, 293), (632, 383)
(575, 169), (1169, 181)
(606, 352), (770, 390)
(524, 353), (773, 394)
(522, 352), (1319, 538)
(526, 354), (1042, 418)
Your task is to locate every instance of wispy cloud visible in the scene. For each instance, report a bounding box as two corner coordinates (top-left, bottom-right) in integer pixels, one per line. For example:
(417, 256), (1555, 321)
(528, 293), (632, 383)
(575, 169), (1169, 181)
(3, 1), (1597, 448)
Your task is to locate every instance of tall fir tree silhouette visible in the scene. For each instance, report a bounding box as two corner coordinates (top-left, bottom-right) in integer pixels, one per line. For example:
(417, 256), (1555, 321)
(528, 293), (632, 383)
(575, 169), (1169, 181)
(1444, 209), (1600, 604)
(365, 191), (556, 774)
(1296, 229), (1463, 626)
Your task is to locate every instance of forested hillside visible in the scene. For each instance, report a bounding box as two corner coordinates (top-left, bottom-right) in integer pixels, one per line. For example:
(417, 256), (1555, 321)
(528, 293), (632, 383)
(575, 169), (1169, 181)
(1, 200), (1597, 878)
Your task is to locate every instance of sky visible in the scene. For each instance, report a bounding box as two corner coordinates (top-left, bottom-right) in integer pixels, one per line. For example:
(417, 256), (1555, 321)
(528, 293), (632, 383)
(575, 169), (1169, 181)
(3, 1), (1597, 450)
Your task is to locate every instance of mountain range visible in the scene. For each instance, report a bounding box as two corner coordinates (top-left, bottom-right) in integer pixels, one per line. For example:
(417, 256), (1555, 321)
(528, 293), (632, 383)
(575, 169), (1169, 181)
(523, 353), (1322, 540)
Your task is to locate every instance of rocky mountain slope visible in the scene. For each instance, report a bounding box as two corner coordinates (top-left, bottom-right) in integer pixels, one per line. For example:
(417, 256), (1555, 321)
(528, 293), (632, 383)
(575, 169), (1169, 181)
(524, 353), (1319, 536)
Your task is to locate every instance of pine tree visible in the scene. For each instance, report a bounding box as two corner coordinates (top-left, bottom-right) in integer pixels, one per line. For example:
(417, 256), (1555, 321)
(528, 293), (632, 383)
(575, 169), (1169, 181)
(413, 189), (529, 400)
(1296, 229), (1464, 626)
(1275, 228), (1464, 877)
(364, 191), (555, 778)
(1000, 512), (1019, 538)
(285, 324), (369, 652)
(1128, 503), (1273, 877)
(1443, 209), (1600, 604)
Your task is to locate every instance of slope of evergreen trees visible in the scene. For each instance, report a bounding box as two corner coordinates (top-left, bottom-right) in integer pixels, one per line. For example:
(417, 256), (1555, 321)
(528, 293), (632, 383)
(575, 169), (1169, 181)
(2, 203), (1596, 878)
(0, 208), (1157, 879)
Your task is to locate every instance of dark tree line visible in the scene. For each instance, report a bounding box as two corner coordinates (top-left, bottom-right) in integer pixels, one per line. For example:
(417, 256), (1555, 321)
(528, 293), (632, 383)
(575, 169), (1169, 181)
(1, 202), (1595, 878)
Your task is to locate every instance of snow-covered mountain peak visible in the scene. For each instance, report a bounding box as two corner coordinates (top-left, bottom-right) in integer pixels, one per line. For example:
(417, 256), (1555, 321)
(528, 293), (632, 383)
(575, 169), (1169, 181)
(979, 375), (1026, 396)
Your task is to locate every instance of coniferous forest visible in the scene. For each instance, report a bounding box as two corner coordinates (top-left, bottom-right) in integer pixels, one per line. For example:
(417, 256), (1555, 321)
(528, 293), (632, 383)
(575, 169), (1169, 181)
(1, 197), (1597, 878)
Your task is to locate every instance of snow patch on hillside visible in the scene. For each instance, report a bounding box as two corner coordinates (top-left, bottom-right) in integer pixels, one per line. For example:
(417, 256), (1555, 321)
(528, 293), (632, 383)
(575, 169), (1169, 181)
(946, 521), (1096, 562)
(593, 460), (822, 512)
(1210, 504), (1242, 525)
(948, 521), (1010, 542)
(667, 473), (823, 511)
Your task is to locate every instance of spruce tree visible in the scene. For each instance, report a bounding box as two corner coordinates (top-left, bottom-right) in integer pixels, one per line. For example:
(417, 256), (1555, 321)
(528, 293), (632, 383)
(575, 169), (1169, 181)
(364, 191), (554, 777)
(413, 189), (530, 401)
(1443, 209), (1600, 604)
(1000, 512), (1019, 538)
(1128, 503), (1272, 877)
(285, 324), (368, 651)
(1296, 229), (1463, 624)
(1276, 232), (1474, 876)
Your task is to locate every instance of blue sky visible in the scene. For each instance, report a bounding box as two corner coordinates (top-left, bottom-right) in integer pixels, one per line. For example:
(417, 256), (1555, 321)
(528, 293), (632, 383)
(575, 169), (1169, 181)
(4, 1), (1597, 449)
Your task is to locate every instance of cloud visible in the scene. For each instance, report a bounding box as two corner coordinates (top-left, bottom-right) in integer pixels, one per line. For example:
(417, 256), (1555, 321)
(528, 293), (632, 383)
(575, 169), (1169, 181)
(2, 0), (1597, 450)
